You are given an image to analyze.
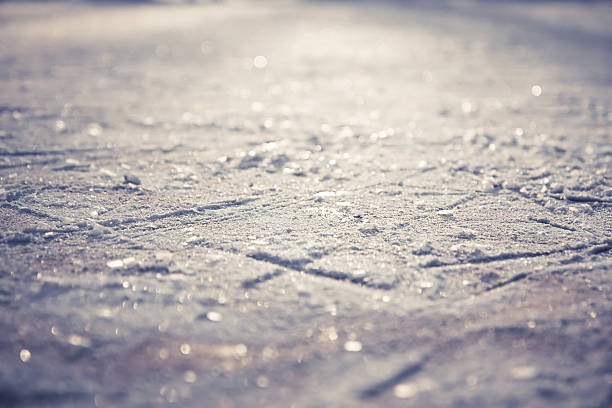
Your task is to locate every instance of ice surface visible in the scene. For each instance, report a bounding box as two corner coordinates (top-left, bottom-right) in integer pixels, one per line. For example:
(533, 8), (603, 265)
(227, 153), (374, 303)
(0, 0), (610, 407)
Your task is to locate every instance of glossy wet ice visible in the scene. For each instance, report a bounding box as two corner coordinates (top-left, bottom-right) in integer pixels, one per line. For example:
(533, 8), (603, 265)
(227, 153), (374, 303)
(0, 1), (610, 407)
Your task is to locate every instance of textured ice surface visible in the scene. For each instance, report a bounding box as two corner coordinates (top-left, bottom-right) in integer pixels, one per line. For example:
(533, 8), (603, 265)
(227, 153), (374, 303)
(0, 0), (611, 407)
